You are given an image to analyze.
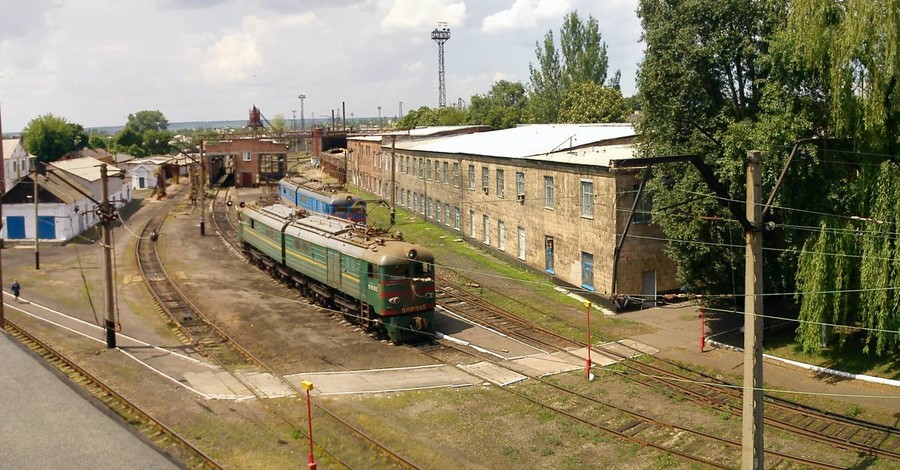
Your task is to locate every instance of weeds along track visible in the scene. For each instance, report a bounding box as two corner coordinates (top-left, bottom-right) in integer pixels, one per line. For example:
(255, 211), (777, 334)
(418, 341), (844, 469)
(3, 319), (223, 470)
(435, 274), (900, 464)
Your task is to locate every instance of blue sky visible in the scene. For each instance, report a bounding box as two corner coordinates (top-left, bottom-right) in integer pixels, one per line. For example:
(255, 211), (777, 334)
(0, 0), (642, 132)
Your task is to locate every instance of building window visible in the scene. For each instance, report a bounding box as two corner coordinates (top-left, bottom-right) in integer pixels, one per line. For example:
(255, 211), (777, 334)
(242, 151), (252, 161)
(517, 227), (526, 260)
(453, 162), (460, 187)
(406, 156), (411, 174)
(427, 198), (433, 218)
(435, 199), (442, 223)
(498, 220), (506, 251)
(443, 162), (449, 184)
(407, 190), (411, 208)
(454, 207), (461, 230)
(516, 172), (525, 204)
(470, 210), (476, 238)
(581, 252), (595, 291)
(581, 180), (594, 218)
(483, 215), (490, 244)
(481, 167), (489, 194)
(634, 185), (653, 224)
(496, 169), (505, 198)
(400, 189), (405, 206)
(468, 165), (475, 190)
(427, 160), (432, 180)
(444, 203), (451, 226)
(544, 176), (554, 208)
(435, 160), (441, 182)
(419, 159), (425, 179)
(413, 193), (418, 211)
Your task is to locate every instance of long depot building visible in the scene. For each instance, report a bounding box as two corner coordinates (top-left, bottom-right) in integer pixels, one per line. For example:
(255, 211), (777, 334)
(346, 124), (678, 307)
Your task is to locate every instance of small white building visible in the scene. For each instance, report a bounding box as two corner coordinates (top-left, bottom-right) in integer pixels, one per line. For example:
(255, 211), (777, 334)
(2, 138), (34, 193)
(1, 173), (98, 242)
(50, 157), (131, 207)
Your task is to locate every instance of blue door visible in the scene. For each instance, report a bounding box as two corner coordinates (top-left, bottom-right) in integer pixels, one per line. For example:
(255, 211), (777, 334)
(7, 216), (25, 239)
(38, 216), (56, 239)
(544, 236), (555, 274)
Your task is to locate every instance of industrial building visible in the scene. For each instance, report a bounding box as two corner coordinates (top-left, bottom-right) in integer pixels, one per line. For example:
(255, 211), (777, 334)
(345, 124), (678, 306)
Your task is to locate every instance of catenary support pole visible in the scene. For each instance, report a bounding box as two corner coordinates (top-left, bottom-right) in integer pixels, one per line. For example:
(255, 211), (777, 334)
(390, 135), (396, 225)
(33, 172), (39, 269)
(742, 150), (764, 469)
(100, 164), (116, 349)
(200, 140), (206, 236)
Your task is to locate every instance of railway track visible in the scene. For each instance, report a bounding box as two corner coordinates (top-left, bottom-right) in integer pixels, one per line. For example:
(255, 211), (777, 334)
(199, 187), (422, 469)
(3, 319), (223, 470)
(434, 274), (900, 465)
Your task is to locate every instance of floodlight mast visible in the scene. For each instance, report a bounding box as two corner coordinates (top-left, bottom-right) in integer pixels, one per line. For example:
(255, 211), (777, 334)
(431, 22), (450, 108)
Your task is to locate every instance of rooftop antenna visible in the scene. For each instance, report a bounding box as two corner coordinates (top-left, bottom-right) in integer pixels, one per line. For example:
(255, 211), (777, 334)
(431, 22), (451, 108)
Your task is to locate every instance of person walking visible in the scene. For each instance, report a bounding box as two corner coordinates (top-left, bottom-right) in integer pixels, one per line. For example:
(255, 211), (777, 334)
(11, 279), (20, 302)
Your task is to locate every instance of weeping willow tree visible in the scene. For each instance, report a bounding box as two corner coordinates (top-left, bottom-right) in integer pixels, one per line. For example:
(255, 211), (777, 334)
(857, 162), (900, 354)
(781, 0), (899, 154)
(794, 220), (857, 353)
(780, 0), (899, 354)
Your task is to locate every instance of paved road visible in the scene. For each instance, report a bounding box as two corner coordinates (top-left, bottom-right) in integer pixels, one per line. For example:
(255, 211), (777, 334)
(0, 332), (181, 470)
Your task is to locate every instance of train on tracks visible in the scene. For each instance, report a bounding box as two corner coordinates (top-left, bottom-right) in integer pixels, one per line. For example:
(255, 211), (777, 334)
(237, 203), (435, 343)
(278, 177), (367, 224)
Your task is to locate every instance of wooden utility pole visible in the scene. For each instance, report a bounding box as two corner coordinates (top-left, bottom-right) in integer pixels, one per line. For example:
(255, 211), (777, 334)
(742, 150), (764, 469)
(100, 164), (117, 349)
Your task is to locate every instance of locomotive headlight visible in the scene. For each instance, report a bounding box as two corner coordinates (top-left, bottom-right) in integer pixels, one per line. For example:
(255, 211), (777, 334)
(407, 249), (417, 259)
(388, 297), (400, 304)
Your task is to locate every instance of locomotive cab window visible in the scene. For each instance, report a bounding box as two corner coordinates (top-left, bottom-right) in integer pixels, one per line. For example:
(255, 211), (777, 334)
(413, 260), (434, 278)
(383, 264), (407, 281)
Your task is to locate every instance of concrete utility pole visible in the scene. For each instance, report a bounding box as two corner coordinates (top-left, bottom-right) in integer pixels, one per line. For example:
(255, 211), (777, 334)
(390, 135), (396, 225)
(33, 173), (39, 269)
(0, 101), (5, 328)
(199, 140), (206, 236)
(743, 150), (764, 469)
(99, 164), (117, 349)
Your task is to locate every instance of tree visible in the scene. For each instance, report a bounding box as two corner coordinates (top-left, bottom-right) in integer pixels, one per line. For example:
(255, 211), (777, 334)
(142, 129), (174, 156)
(465, 80), (529, 129)
(88, 134), (110, 149)
(637, 0), (899, 355)
(114, 127), (143, 155)
(395, 106), (465, 128)
(269, 113), (287, 135)
(125, 110), (168, 134)
(635, 0), (780, 294)
(559, 82), (628, 123)
(22, 114), (89, 162)
(528, 11), (616, 123)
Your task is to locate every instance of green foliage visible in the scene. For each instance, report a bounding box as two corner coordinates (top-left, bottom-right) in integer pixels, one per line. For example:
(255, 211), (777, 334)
(779, 0), (899, 154)
(125, 110), (168, 134)
(269, 113), (287, 134)
(117, 110), (173, 156)
(559, 82), (628, 123)
(88, 134), (110, 149)
(465, 80), (529, 129)
(22, 114), (89, 162)
(395, 106), (466, 128)
(529, 11), (615, 123)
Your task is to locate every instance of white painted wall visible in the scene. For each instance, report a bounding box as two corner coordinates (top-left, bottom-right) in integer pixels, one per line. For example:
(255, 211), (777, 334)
(1, 199), (96, 241)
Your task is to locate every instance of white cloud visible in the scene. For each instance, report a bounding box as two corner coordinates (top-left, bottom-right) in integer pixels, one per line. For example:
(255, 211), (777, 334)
(405, 61), (425, 73)
(201, 31), (263, 84)
(482, 0), (572, 33)
(379, 0), (466, 32)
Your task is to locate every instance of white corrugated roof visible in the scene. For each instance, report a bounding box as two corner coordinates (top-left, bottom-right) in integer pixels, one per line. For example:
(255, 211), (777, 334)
(50, 157), (122, 182)
(394, 123), (636, 162)
(407, 125), (487, 137)
(348, 135), (383, 142)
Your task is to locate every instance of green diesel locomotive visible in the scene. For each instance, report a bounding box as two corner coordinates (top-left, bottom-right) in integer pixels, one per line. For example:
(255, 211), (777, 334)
(237, 203), (435, 343)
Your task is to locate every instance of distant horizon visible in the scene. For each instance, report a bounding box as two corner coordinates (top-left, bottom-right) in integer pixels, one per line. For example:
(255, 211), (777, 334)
(3, 115), (386, 137)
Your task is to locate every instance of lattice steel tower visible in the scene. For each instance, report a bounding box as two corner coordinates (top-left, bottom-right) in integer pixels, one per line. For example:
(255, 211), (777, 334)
(431, 22), (451, 108)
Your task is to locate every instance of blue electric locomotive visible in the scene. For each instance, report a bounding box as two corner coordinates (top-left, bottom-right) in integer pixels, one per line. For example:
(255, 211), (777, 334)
(278, 177), (366, 224)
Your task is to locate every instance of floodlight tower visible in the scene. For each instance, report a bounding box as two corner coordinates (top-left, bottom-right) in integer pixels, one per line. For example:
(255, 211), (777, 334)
(431, 22), (451, 108)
